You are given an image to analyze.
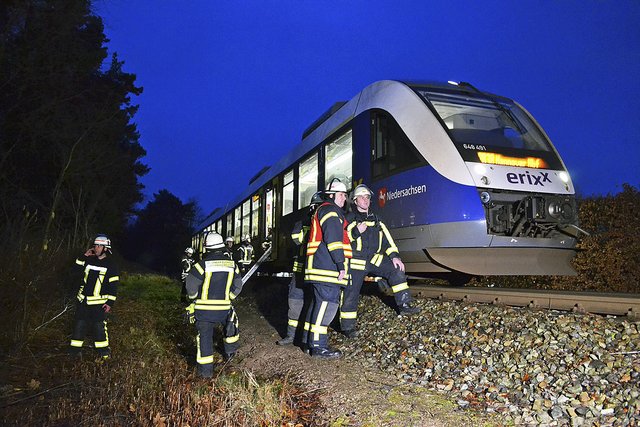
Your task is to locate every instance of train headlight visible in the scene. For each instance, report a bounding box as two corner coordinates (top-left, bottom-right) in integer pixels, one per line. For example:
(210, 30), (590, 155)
(559, 171), (569, 183)
(548, 199), (575, 221)
(480, 191), (491, 204)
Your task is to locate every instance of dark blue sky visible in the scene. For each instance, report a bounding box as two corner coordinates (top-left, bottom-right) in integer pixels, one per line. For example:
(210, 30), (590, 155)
(96, 1), (639, 214)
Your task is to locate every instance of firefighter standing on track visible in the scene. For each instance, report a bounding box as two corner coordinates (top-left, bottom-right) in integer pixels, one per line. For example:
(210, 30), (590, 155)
(276, 191), (324, 346)
(236, 234), (254, 275)
(180, 247), (196, 303)
(303, 180), (352, 359)
(340, 184), (420, 337)
(68, 234), (119, 359)
(185, 231), (243, 378)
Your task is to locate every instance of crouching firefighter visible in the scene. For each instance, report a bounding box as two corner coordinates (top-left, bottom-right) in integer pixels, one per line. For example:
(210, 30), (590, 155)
(303, 180), (352, 359)
(340, 184), (420, 337)
(69, 234), (119, 359)
(277, 191), (324, 346)
(186, 231), (243, 378)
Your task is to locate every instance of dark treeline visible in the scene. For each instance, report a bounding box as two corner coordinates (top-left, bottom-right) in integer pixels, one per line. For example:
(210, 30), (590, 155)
(0, 1), (199, 349)
(1, 0), (147, 254)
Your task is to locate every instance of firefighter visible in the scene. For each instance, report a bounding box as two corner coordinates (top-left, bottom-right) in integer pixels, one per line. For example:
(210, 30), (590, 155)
(303, 180), (352, 359)
(68, 234), (119, 359)
(276, 191), (324, 346)
(180, 247), (196, 303)
(340, 184), (420, 338)
(236, 234), (254, 275)
(224, 236), (235, 260)
(185, 231), (243, 378)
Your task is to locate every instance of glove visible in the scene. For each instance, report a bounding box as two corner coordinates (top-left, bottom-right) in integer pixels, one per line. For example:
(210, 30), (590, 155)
(184, 303), (195, 324)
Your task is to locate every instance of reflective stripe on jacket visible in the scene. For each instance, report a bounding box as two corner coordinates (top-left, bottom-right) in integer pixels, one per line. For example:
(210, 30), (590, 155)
(304, 202), (351, 285)
(346, 210), (399, 270)
(75, 256), (119, 306)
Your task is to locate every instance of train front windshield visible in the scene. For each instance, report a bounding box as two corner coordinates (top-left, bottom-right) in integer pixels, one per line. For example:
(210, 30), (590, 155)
(414, 88), (563, 170)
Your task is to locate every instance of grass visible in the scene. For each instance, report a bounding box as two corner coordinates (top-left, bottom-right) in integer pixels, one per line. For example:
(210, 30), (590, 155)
(0, 273), (311, 426)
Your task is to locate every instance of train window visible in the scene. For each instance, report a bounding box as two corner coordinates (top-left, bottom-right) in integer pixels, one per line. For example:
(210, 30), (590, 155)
(298, 152), (318, 208)
(234, 206), (242, 242)
(264, 188), (274, 237)
(372, 112), (425, 180)
(282, 169), (294, 216)
(325, 129), (353, 190)
(242, 199), (250, 239)
(226, 214), (233, 240)
(251, 193), (260, 238)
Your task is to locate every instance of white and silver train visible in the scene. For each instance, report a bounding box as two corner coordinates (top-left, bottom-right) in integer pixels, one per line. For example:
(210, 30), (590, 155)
(194, 80), (581, 280)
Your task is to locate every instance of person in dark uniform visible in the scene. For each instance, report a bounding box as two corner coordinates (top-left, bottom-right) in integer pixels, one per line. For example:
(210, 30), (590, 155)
(340, 184), (420, 338)
(68, 234), (119, 359)
(303, 180), (351, 359)
(186, 232), (243, 378)
(277, 192), (323, 346)
(224, 236), (235, 260)
(236, 234), (254, 275)
(180, 247), (196, 303)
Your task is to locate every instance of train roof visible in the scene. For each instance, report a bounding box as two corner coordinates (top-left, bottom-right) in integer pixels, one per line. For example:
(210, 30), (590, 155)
(195, 79), (506, 231)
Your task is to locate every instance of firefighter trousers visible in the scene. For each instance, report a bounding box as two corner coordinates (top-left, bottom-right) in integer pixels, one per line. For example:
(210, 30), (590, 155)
(196, 307), (240, 371)
(69, 304), (110, 356)
(305, 282), (341, 349)
(340, 256), (411, 331)
(284, 273), (309, 341)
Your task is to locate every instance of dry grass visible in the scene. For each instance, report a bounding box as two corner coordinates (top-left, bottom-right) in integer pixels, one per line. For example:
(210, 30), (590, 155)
(0, 273), (314, 426)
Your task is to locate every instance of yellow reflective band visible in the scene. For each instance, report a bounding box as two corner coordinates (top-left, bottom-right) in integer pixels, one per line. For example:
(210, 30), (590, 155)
(313, 301), (328, 341)
(194, 263), (204, 274)
(224, 335), (239, 344)
(195, 304), (231, 310)
(109, 276), (119, 283)
(391, 282), (409, 293)
(327, 241), (343, 251)
(197, 354), (215, 365)
(370, 254), (383, 266)
(288, 319), (299, 327)
(75, 259), (85, 266)
(106, 295), (116, 301)
(319, 211), (338, 226)
(304, 322), (311, 331)
(95, 340), (109, 348)
(340, 311), (357, 319)
(385, 246), (399, 256)
(70, 340), (83, 347)
(230, 292), (237, 300)
(310, 324), (328, 334)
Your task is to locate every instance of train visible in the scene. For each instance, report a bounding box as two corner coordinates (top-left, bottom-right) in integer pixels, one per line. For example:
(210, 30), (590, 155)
(193, 80), (582, 281)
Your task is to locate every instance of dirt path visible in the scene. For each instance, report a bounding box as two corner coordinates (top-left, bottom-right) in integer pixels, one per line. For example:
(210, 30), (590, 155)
(232, 280), (498, 427)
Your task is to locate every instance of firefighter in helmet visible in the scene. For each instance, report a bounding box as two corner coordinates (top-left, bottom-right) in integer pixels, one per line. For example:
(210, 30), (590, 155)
(224, 236), (235, 260)
(69, 234), (119, 359)
(236, 234), (254, 275)
(340, 184), (420, 337)
(180, 247), (196, 303)
(185, 231), (243, 378)
(303, 180), (352, 359)
(276, 191), (324, 346)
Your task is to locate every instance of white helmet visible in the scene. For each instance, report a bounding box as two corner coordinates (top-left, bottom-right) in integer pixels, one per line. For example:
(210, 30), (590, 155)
(185, 247), (194, 256)
(225, 236), (234, 243)
(204, 232), (224, 249)
(326, 180), (347, 194)
(243, 234), (251, 242)
(352, 184), (373, 200)
(94, 234), (111, 249)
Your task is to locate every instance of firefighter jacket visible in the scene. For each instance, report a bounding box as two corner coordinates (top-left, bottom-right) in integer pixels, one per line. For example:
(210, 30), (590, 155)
(304, 201), (352, 285)
(291, 218), (310, 274)
(185, 250), (243, 321)
(74, 254), (119, 308)
(237, 243), (254, 266)
(181, 256), (195, 281)
(346, 210), (400, 271)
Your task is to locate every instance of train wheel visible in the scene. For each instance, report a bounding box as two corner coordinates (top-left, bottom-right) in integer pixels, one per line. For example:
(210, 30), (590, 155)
(447, 273), (473, 287)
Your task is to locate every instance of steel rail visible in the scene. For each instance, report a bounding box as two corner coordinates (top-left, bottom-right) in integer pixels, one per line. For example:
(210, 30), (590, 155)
(408, 284), (640, 319)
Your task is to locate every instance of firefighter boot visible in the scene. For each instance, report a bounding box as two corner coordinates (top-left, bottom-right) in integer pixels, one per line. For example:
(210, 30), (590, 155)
(277, 325), (296, 346)
(198, 364), (214, 378)
(398, 302), (420, 315)
(342, 329), (358, 339)
(310, 347), (342, 360)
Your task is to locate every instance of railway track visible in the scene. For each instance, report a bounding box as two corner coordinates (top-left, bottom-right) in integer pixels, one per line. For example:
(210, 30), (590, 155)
(408, 283), (640, 318)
